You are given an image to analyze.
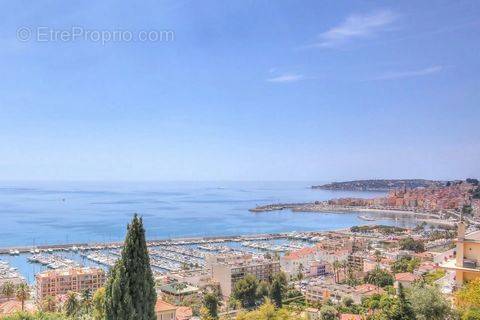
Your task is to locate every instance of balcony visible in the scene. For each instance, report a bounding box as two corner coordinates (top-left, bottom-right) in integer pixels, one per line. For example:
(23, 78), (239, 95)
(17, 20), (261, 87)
(464, 259), (477, 269)
(441, 258), (480, 272)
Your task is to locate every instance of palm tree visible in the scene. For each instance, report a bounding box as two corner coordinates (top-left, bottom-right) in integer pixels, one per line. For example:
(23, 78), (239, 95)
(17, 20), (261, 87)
(15, 283), (30, 311)
(332, 260), (341, 283)
(64, 291), (80, 317)
(82, 289), (92, 312)
(297, 263), (304, 280)
(346, 264), (355, 285)
(340, 260), (348, 282)
(42, 295), (57, 312)
(374, 250), (382, 265)
(1, 281), (15, 300)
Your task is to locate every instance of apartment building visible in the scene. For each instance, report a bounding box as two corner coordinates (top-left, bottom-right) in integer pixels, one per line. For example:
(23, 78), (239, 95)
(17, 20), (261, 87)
(211, 255), (280, 298)
(280, 245), (348, 277)
(35, 267), (106, 300)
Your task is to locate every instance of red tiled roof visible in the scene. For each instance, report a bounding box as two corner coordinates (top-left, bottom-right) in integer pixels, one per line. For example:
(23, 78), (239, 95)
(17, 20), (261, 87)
(176, 306), (193, 320)
(395, 272), (420, 282)
(340, 314), (362, 320)
(354, 284), (384, 295)
(284, 247), (316, 260)
(155, 299), (176, 312)
(0, 300), (36, 316)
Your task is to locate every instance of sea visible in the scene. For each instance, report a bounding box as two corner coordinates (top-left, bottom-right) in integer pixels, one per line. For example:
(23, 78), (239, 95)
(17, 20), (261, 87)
(0, 181), (419, 283)
(0, 181), (416, 248)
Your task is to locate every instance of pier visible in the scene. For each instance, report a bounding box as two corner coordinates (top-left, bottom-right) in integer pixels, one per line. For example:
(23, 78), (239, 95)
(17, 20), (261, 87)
(0, 232), (302, 255)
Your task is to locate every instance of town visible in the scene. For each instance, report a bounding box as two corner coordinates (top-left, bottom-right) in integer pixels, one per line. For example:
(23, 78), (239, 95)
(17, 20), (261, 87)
(1, 179), (480, 319)
(252, 179), (480, 223)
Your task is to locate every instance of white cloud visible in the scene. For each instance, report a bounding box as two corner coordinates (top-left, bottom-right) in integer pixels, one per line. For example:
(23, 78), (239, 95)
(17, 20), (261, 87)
(314, 9), (397, 48)
(373, 65), (444, 80)
(266, 74), (304, 83)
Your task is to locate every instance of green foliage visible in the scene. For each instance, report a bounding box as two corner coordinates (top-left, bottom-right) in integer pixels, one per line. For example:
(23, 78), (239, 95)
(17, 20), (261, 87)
(408, 283), (452, 320)
(342, 296), (354, 307)
(463, 308), (480, 320)
(41, 296), (57, 313)
(256, 281), (270, 304)
(456, 278), (480, 312)
(319, 305), (337, 320)
(369, 284), (415, 320)
(350, 225), (406, 235)
(232, 274), (260, 309)
(364, 267), (394, 287)
(269, 273), (287, 308)
(399, 237), (425, 253)
(1, 281), (15, 299)
(104, 214), (157, 319)
(472, 187), (480, 199)
(92, 287), (106, 320)
(467, 178), (479, 186)
(391, 256), (421, 273)
(463, 205), (474, 216)
(362, 293), (394, 313)
(15, 283), (30, 311)
(235, 300), (297, 320)
(203, 292), (219, 319)
(423, 269), (446, 285)
(81, 289), (92, 314)
(64, 291), (80, 317)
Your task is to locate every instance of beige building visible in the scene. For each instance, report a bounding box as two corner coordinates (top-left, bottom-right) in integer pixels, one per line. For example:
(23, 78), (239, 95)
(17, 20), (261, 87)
(155, 299), (176, 320)
(35, 267), (106, 300)
(211, 255), (280, 298)
(442, 221), (480, 285)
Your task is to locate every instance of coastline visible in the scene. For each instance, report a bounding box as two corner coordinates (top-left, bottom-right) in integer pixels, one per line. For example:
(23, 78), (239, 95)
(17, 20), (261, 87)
(250, 202), (456, 226)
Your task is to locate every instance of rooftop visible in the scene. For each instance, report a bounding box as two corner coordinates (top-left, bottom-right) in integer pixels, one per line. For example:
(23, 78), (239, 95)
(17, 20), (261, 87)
(155, 299), (176, 313)
(36, 267), (105, 278)
(395, 272), (420, 282)
(160, 282), (199, 295)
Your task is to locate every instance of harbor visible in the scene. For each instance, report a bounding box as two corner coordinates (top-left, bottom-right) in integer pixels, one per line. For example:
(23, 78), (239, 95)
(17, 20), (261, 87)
(0, 231), (321, 283)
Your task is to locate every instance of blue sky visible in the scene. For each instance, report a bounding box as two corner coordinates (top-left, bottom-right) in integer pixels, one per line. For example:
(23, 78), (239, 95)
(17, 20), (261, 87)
(0, 0), (479, 181)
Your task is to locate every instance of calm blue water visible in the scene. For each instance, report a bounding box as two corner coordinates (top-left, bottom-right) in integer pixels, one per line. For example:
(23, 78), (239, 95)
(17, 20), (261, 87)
(0, 181), (406, 248)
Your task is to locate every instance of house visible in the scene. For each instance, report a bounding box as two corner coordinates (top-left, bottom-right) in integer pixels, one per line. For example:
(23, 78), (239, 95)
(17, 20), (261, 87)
(414, 261), (438, 276)
(394, 272), (420, 289)
(155, 299), (176, 320)
(159, 282), (199, 304)
(305, 307), (320, 320)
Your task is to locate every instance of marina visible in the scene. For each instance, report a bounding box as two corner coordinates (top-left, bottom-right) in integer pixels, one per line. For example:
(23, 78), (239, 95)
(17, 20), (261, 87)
(0, 232), (321, 283)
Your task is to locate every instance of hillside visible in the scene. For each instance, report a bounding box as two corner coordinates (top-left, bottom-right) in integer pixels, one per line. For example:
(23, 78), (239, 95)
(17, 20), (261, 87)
(312, 179), (445, 191)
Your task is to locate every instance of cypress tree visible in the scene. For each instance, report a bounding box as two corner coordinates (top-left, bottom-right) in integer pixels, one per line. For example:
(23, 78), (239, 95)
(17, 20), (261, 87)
(105, 214), (157, 319)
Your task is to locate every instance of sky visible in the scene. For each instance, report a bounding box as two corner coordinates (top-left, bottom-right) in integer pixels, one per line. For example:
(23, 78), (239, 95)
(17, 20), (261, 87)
(0, 0), (479, 182)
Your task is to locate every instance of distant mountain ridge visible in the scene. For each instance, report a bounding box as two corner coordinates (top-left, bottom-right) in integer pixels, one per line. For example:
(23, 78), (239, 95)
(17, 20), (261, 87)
(312, 179), (445, 191)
